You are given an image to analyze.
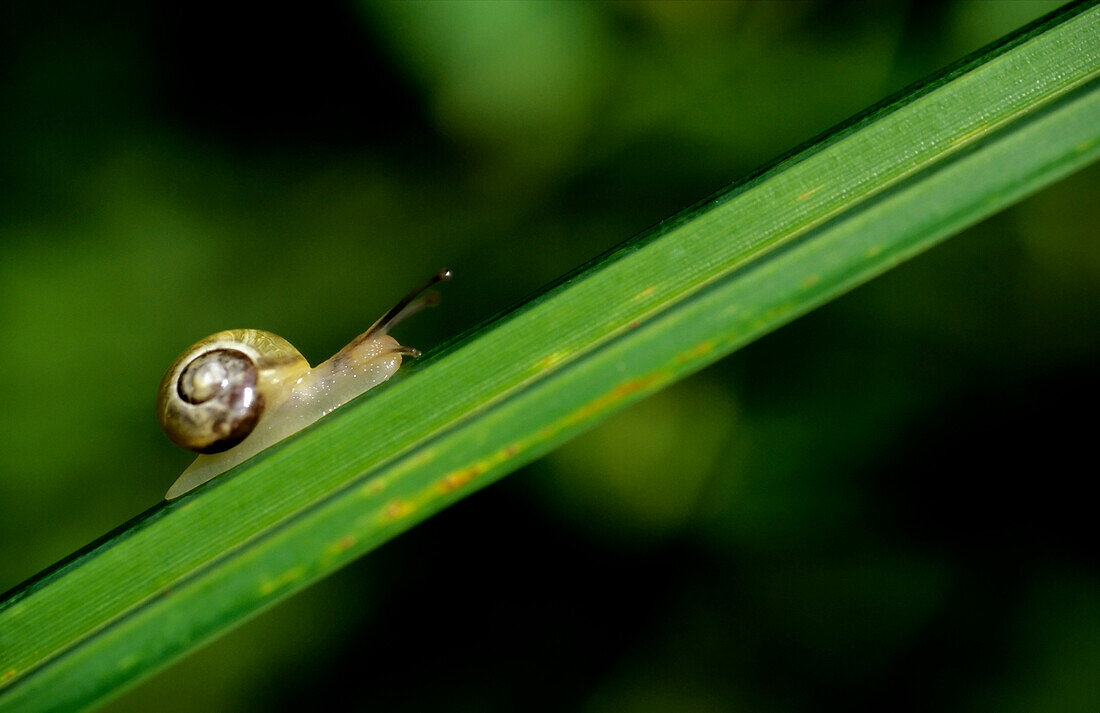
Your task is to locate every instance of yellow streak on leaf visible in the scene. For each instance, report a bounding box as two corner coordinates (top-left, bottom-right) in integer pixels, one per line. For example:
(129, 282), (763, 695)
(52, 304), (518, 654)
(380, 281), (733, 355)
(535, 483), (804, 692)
(674, 339), (716, 365)
(534, 351), (570, 372)
(360, 479), (385, 497)
(422, 373), (676, 504)
(359, 449), (437, 498)
(950, 123), (990, 147)
(258, 566), (307, 596)
(559, 372), (667, 431)
(798, 185), (823, 201)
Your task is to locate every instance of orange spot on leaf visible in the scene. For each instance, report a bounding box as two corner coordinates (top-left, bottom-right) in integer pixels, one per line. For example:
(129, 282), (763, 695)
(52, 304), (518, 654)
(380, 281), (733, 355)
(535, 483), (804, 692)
(438, 442), (526, 494)
(440, 466), (480, 492)
(384, 500), (414, 520)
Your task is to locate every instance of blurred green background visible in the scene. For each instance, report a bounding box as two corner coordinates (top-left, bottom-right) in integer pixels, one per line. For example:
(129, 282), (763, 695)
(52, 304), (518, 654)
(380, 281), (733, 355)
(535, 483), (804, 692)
(2, 1), (1098, 711)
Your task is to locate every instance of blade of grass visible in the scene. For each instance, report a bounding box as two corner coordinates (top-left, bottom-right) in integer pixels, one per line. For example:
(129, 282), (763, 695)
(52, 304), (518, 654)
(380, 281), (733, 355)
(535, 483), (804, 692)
(2, 2), (1099, 711)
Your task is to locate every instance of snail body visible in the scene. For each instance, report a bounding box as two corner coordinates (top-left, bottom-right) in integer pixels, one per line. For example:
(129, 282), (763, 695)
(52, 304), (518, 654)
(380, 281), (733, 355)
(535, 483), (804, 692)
(159, 270), (450, 499)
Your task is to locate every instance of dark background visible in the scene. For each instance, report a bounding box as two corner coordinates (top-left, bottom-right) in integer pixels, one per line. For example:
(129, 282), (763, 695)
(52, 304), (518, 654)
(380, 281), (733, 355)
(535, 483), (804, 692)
(1, 1), (1098, 711)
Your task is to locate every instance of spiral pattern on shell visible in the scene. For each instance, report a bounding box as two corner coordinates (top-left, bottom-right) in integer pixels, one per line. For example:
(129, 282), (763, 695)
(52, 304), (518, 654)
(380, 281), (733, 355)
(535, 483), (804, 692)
(175, 348), (262, 452)
(157, 329), (310, 455)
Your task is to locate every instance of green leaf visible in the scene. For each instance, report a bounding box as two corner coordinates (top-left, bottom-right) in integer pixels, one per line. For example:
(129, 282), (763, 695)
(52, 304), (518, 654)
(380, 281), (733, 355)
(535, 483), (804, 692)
(2, 2), (1098, 711)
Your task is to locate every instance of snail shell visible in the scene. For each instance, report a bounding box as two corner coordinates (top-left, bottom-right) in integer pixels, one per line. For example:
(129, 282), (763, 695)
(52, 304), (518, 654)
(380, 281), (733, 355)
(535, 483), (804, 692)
(157, 330), (308, 454)
(159, 269), (450, 499)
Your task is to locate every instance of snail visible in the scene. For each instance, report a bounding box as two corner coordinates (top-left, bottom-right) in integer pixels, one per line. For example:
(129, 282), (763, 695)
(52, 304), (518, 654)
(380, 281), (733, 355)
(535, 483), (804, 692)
(158, 269), (451, 499)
